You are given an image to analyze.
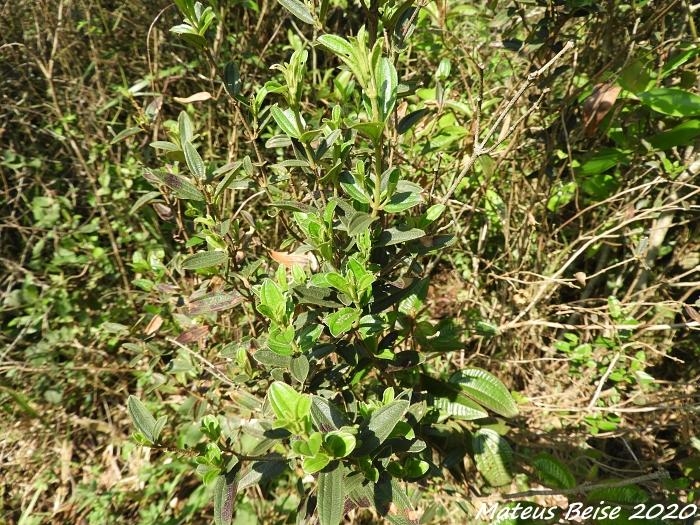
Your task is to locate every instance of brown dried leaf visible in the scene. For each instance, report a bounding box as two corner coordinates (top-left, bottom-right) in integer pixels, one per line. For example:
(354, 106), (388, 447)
(144, 314), (163, 336)
(176, 325), (210, 344)
(685, 304), (700, 324)
(186, 292), (244, 315)
(270, 250), (312, 268)
(173, 91), (213, 104)
(582, 83), (621, 137)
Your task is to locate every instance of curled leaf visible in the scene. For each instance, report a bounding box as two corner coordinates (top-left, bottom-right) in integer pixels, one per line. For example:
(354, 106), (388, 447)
(174, 91), (213, 104)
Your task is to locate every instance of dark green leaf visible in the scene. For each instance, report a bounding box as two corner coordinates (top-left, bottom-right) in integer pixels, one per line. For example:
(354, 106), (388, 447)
(397, 108), (430, 134)
(223, 61), (242, 96)
(238, 460), (286, 491)
(648, 119), (700, 150)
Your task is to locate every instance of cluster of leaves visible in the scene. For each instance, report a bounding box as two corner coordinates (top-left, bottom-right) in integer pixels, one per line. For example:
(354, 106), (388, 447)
(126, 0), (523, 523)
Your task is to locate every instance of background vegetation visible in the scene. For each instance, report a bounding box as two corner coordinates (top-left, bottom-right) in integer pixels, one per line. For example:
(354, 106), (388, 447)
(1, 0), (699, 523)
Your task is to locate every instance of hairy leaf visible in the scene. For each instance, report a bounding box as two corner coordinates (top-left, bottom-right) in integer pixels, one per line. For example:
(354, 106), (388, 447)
(318, 463), (344, 525)
(450, 368), (518, 417)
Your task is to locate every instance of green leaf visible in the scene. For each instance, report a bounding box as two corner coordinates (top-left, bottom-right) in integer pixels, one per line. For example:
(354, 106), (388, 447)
(339, 171), (370, 204)
(317, 463), (344, 525)
(432, 395), (488, 421)
(375, 57), (398, 121)
(472, 428), (512, 487)
(532, 452), (576, 490)
(325, 307), (360, 337)
(377, 226), (425, 247)
(346, 212), (376, 237)
(648, 119), (700, 150)
(259, 279), (286, 323)
(383, 180), (422, 213)
(324, 430), (356, 458)
(213, 474), (236, 525)
(637, 88), (700, 117)
(586, 485), (649, 504)
(578, 148), (628, 176)
(127, 395), (159, 443)
(290, 355), (310, 383)
(110, 126), (142, 145)
(268, 381), (310, 422)
(277, 0), (315, 25)
(178, 111), (194, 143)
(267, 325), (295, 356)
(311, 397), (350, 431)
(252, 349), (292, 369)
(150, 140), (180, 151)
(450, 368), (518, 418)
(183, 141), (206, 179)
(302, 453), (331, 474)
(129, 191), (162, 215)
(144, 168), (204, 201)
(270, 105), (301, 139)
(547, 181), (577, 212)
(660, 44), (700, 79)
(363, 399), (410, 451)
(351, 121), (384, 143)
(181, 250), (228, 270)
(317, 34), (354, 59)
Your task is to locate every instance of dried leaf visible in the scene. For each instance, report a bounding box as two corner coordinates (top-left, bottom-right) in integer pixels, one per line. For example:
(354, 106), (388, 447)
(176, 325), (210, 344)
(186, 292), (243, 315)
(144, 314), (163, 336)
(583, 83), (621, 137)
(270, 250), (312, 268)
(152, 202), (173, 221)
(174, 91), (213, 104)
(685, 305), (700, 324)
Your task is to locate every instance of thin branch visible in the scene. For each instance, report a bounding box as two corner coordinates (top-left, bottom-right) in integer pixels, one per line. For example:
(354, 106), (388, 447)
(502, 470), (670, 500)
